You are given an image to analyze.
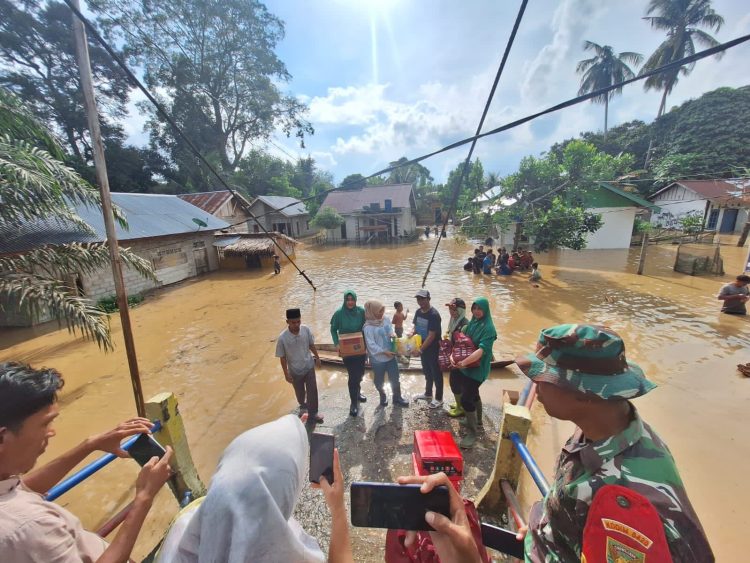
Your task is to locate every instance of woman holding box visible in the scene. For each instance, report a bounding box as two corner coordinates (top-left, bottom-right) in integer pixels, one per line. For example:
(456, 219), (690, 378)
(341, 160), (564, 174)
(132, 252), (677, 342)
(330, 290), (368, 416)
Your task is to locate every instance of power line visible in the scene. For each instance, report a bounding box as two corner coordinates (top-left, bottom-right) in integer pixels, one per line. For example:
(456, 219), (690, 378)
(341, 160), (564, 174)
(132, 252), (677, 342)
(421, 0), (529, 287)
(62, 0), (318, 290)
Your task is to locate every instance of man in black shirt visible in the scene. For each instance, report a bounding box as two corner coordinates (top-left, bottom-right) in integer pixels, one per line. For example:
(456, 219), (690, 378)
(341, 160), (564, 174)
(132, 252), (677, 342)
(412, 289), (443, 408)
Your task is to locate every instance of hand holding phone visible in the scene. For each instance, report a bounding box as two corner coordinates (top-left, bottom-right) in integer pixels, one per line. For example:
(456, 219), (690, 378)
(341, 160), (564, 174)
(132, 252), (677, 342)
(309, 432), (335, 484)
(350, 482), (451, 531)
(127, 433), (167, 467)
(397, 473), (485, 562)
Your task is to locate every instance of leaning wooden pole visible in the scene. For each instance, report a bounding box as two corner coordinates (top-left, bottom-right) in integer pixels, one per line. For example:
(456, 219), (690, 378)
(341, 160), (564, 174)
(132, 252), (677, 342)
(637, 231), (649, 275)
(71, 0), (145, 416)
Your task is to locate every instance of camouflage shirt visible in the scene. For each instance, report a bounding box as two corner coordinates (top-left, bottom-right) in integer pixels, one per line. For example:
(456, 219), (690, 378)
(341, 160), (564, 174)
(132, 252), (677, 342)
(524, 405), (714, 562)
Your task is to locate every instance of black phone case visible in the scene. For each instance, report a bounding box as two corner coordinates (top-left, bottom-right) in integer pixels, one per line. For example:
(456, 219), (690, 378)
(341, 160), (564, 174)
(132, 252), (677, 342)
(350, 482), (451, 531)
(128, 433), (166, 467)
(309, 433), (334, 484)
(480, 523), (525, 559)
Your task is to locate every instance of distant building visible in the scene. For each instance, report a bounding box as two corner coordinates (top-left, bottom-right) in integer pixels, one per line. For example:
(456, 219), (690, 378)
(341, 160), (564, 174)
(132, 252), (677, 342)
(496, 183), (658, 250)
(246, 195), (314, 238)
(178, 190), (254, 232)
(214, 232), (297, 270)
(318, 183), (418, 242)
(0, 193), (228, 327)
(649, 179), (750, 234)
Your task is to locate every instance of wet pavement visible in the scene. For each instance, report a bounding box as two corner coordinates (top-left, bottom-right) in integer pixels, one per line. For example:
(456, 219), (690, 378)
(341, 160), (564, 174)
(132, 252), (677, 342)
(1, 235), (749, 560)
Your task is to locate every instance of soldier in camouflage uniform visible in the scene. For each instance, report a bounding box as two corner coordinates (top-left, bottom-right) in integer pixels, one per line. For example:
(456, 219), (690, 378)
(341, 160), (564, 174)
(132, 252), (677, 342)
(515, 324), (714, 563)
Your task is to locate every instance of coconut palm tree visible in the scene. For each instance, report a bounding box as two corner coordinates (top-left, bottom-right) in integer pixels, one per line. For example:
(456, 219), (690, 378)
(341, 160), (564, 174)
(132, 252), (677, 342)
(641, 0), (724, 117)
(576, 41), (643, 139)
(0, 87), (153, 350)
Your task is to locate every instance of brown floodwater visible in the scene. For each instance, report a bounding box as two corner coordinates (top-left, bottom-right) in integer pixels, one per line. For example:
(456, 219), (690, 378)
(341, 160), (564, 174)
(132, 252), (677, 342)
(2, 235), (749, 560)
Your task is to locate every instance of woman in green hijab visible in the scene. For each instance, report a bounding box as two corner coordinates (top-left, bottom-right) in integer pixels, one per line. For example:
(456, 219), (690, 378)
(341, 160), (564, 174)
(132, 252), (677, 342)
(330, 290), (367, 416)
(450, 297), (497, 449)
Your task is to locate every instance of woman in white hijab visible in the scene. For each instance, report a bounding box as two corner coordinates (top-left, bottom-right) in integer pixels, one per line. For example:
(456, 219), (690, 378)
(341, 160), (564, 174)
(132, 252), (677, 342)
(157, 414), (352, 563)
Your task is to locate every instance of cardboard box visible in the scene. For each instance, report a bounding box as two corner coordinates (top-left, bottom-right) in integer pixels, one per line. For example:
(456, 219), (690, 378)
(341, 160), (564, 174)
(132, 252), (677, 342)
(413, 430), (463, 478)
(338, 332), (366, 357)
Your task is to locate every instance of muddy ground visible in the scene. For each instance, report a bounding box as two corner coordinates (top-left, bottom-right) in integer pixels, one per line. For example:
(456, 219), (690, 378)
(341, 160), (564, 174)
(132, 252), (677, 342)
(293, 385), (509, 562)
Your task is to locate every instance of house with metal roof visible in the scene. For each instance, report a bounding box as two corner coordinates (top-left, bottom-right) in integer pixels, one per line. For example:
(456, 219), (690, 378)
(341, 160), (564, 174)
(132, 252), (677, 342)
(495, 183), (658, 250)
(245, 195), (314, 238)
(177, 190), (255, 233)
(0, 193), (229, 327)
(648, 179), (750, 234)
(318, 183), (417, 242)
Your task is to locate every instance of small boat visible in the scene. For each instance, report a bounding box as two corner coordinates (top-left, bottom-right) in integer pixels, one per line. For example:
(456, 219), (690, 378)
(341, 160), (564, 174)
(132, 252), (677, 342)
(316, 344), (515, 372)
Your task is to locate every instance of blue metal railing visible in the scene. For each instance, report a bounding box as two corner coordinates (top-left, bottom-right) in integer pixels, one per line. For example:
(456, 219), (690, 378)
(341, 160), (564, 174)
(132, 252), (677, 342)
(509, 430), (550, 497)
(46, 421), (162, 501)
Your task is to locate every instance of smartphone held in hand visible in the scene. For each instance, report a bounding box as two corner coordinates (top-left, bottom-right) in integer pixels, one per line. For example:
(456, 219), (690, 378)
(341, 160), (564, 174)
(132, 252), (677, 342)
(309, 432), (335, 484)
(350, 482), (451, 531)
(128, 433), (167, 467)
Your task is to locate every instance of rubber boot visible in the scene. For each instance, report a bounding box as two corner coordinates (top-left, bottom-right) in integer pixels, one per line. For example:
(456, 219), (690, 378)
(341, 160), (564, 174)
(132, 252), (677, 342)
(459, 411), (478, 449)
(476, 398), (484, 427)
(447, 393), (465, 417)
(392, 380), (409, 407)
(378, 389), (388, 406)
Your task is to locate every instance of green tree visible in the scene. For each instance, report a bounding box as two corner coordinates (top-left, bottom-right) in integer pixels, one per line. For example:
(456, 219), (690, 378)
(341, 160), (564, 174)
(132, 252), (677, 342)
(576, 41), (642, 139)
(0, 88), (153, 349)
(499, 141), (632, 251)
(385, 156), (433, 188)
(311, 206), (344, 231)
(339, 173), (367, 190)
(641, 0), (724, 117)
(0, 0), (130, 161)
(94, 0), (313, 179)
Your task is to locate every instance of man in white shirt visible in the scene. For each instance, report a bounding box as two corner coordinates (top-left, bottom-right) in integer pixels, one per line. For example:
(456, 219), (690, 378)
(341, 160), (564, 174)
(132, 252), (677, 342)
(0, 362), (173, 563)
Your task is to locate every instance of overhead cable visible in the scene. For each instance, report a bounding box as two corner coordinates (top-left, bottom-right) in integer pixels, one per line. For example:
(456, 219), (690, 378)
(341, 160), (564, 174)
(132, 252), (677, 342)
(421, 0), (529, 287)
(62, 0), (318, 290)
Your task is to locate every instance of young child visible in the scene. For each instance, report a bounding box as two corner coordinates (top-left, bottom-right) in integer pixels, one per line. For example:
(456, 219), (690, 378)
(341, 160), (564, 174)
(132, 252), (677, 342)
(392, 301), (409, 337)
(529, 262), (542, 283)
(273, 254), (281, 274)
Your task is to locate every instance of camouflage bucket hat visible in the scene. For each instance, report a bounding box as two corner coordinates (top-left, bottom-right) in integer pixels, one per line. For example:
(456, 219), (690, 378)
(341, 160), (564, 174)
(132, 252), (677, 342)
(524, 324), (656, 400)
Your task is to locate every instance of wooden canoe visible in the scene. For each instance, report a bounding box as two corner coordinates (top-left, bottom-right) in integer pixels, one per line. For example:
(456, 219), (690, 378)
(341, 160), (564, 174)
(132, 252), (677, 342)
(316, 344), (515, 372)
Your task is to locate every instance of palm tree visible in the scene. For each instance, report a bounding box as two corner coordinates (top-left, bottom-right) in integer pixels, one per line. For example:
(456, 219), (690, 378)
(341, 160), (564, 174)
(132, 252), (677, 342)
(0, 88), (154, 350)
(386, 156), (433, 188)
(641, 0), (724, 117)
(576, 41), (643, 139)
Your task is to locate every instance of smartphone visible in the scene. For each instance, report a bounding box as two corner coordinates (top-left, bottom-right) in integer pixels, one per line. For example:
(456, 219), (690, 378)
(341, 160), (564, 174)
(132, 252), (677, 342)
(128, 433), (167, 467)
(309, 432), (335, 484)
(480, 523), (525, 559)
(350, 482), (451, 531)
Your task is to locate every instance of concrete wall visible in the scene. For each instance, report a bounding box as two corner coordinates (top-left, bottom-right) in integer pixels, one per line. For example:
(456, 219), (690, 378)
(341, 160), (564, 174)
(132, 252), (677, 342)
(215, 199), (252, 233)
(651, 185), (708, 228)
(80, 232), (220, 302)
(324, 208), (416, 241)
(247, 200), (314, 238)
(585, 207), (637, 249)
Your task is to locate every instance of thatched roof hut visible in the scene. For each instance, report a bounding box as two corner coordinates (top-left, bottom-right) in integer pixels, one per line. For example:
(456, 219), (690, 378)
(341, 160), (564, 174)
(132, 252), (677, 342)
(216, 232), (297, 258)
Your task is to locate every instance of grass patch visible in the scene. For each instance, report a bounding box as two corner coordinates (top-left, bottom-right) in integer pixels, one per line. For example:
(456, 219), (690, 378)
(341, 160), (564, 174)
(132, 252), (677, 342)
(97, 293), (144, 313)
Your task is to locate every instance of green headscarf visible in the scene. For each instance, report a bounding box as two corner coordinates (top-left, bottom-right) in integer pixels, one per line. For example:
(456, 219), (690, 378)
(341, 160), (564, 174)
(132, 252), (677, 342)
(330, 289), (366, 345)
(460, 297), (497, 383)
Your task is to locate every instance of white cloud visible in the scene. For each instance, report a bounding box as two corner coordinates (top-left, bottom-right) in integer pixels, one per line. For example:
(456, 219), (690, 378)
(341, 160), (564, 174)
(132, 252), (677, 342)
(311, 150), (338, 168)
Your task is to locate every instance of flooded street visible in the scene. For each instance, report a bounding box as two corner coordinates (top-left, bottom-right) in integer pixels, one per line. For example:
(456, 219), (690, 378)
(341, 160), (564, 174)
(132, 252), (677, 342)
(2, 236), (749, 560)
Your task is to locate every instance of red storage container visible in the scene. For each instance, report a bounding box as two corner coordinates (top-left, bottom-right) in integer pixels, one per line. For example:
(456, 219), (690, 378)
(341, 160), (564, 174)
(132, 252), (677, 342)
(413, 430), (463, 492)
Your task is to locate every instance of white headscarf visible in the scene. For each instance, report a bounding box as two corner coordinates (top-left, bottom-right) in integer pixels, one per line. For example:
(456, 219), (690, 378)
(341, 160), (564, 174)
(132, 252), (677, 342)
(157, 415), (324, 563)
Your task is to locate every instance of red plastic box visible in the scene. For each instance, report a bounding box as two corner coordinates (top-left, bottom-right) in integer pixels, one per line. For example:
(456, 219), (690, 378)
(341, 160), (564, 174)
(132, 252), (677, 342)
(413, 430), (463, 492)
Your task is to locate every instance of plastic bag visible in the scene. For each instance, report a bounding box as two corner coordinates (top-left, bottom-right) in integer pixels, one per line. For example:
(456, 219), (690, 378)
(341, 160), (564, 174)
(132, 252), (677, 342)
(396, 334), (422, 356)
(452, 332), (479, 368)
(438, 339), (453, 372)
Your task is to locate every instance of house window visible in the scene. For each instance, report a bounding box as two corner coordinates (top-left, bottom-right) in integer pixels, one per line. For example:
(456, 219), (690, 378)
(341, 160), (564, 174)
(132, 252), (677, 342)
(707, 209), (719, 230)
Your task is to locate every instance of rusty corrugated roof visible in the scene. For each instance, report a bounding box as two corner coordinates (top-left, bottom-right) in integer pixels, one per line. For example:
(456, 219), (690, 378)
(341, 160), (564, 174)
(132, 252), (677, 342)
(177, 190), (233, 214)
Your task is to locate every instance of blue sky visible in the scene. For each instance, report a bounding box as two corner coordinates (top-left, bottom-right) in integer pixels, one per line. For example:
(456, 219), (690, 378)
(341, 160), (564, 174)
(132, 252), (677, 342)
(123, 0), (750, 184)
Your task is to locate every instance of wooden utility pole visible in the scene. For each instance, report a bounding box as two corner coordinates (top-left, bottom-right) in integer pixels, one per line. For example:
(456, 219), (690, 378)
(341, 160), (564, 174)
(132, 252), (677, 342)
(637, 231), (649, 275)
(71, 0), (145, 416)
(737, 221), (750, 247)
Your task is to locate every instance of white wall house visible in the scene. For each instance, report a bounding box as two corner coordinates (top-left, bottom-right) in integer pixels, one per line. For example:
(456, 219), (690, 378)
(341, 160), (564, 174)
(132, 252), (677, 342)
(649, 179), (750, 234)
(247, 195), (315, 238)
(495, 183), (657, 250)
(0, 193), (228, 327)
(319, 184), (418, 242)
